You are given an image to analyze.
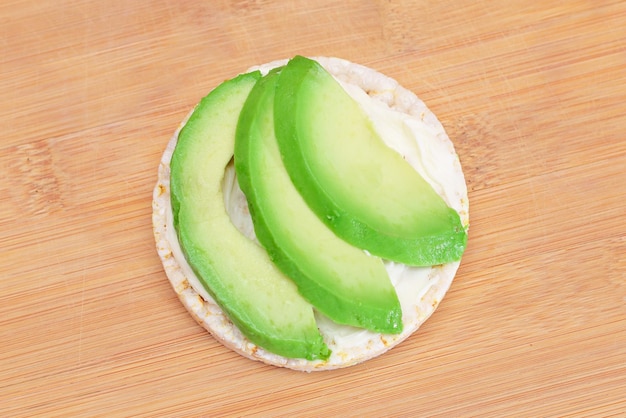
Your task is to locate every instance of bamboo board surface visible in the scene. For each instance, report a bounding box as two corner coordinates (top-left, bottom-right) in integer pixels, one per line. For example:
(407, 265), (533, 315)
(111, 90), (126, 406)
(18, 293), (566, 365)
(1, 1), (625, 416)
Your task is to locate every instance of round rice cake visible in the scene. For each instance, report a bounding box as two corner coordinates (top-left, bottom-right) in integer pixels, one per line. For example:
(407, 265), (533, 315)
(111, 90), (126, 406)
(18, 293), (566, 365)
(152, 56), (469, 371)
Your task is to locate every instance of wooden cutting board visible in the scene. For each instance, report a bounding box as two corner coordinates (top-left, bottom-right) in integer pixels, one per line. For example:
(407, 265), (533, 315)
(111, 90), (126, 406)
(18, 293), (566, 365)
(1, 1), (624, 416)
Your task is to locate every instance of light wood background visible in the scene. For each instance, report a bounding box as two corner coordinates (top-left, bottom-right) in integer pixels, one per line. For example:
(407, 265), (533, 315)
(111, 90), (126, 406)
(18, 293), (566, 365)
(2, 1), (624, 416)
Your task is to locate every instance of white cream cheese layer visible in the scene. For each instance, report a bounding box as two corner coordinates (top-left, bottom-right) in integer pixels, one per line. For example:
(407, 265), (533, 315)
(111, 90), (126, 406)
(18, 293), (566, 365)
(163, 65), (466, 352)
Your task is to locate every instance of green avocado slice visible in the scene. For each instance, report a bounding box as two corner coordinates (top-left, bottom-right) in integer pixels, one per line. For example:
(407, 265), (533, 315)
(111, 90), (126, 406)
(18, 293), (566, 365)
(273, 56), (467, 266)
(170, 71), (330, 361)
(235, 69), (403, 334)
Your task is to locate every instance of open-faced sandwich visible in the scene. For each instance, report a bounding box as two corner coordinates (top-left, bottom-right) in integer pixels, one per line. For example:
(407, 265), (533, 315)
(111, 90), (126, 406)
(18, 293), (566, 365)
(152, 56), (469, 371)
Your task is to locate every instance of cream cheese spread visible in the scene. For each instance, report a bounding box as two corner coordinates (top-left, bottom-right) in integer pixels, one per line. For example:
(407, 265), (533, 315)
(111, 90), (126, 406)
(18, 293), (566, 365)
(163, 62), (466, 354)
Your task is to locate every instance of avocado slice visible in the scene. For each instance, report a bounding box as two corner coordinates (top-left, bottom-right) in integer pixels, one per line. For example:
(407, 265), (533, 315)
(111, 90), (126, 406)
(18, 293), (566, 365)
(170, 71), (330, 361)
(274, 56), (467, 266)
(235, 69), (402, 334)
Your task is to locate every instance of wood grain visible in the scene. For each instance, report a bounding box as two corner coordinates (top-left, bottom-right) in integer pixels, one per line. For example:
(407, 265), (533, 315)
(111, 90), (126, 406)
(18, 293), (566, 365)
(1, 0), (624, 416)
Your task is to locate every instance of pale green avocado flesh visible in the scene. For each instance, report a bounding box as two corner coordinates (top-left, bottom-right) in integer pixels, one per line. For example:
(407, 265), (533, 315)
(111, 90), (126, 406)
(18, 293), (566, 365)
(274, 56), (467, 266)
(235, 70), (403, 334)
(170, 71), (330, 361)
